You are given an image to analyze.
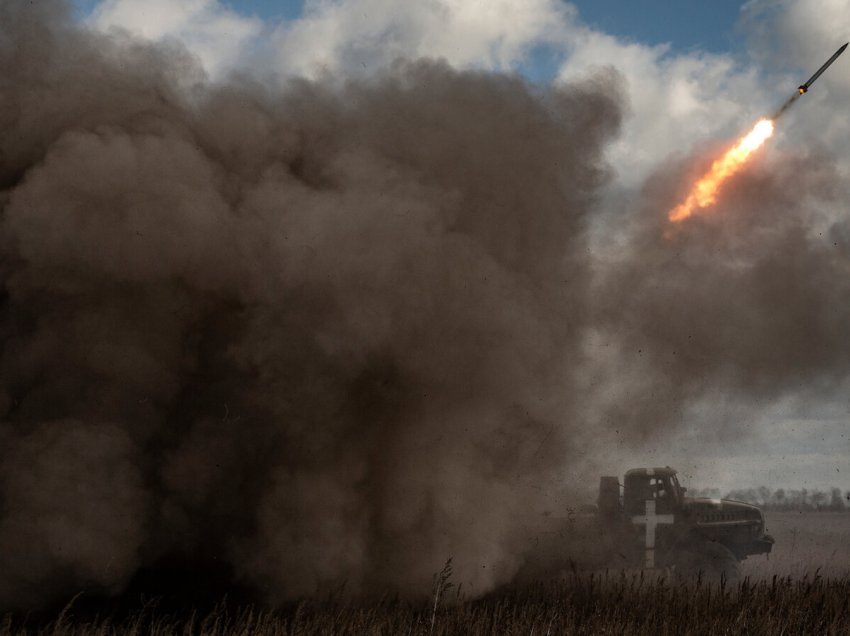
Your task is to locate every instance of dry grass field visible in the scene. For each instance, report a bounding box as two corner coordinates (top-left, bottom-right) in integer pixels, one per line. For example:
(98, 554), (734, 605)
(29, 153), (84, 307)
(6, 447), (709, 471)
(743, 511), (850, 579)
(4, 512), (850, 635)
(3, 575), (850, 635)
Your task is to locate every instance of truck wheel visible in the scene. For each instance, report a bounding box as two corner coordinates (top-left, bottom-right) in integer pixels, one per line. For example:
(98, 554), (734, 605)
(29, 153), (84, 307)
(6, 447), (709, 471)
(673, 541), (740, 586)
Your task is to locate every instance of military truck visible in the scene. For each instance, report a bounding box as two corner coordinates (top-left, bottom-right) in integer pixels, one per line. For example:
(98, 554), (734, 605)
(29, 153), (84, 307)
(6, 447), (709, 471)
(518, 466), (774, 583)
(597, 467), (774, 580)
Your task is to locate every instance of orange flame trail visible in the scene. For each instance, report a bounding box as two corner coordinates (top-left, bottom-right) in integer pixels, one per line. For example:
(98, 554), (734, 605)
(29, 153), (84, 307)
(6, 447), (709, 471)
(669, 118), (774, 222)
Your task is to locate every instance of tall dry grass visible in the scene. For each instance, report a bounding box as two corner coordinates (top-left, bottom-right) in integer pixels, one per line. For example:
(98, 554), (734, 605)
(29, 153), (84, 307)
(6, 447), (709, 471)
(3, 572), (850, 635)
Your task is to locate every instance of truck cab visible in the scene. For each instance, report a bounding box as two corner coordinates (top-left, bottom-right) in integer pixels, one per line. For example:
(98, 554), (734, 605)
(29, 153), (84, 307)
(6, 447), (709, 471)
(622, 467), (683, 516)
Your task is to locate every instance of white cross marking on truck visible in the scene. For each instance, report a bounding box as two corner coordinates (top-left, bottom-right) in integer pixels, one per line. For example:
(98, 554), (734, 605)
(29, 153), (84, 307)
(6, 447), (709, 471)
(631, 499), (674, 568)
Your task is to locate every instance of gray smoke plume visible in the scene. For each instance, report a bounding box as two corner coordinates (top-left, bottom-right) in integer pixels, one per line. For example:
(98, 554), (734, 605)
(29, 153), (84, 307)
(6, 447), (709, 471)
(590, 142), (850, 442)
(0, 0), (623, 609)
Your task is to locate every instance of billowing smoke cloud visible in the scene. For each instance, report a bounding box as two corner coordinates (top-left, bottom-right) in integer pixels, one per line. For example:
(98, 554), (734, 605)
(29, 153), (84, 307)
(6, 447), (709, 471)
(590, 142), (850, 442)
(0, 0), (623, 609)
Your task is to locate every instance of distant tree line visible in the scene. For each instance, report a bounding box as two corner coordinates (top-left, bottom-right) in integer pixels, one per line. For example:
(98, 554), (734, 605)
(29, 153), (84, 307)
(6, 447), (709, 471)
(688, 486), (850, 511)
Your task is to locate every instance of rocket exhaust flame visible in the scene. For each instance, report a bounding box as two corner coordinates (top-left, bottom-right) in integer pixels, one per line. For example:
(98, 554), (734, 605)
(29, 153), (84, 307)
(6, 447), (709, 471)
(668, 42), (847, 225)
(667, 42), (850, 222)
(668, 118), (774, 223)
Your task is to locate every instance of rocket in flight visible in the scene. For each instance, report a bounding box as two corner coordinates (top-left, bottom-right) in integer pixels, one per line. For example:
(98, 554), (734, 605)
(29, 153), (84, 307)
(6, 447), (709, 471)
(797, 42), (848, 94)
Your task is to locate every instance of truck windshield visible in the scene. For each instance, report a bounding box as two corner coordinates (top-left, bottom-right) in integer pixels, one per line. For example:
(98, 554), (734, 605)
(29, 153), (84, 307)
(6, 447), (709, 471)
(652, 477), (675, 513)
(669, 475), (682, 505)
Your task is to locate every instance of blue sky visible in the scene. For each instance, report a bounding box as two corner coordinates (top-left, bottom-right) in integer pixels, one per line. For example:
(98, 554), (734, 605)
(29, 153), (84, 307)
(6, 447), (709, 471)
(575, 0), (745, 53)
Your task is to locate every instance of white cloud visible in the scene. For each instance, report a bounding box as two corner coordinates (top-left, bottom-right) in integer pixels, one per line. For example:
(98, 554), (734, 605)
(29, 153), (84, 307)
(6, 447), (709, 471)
(270, 0), (574, 77)
(556, 31), (766, 189)
(261, 0), (783, 190)
(85, 0), (575, 82)
(741, 0), (850, 74)
(90, 0), (262, 78)
(548, 0), (850, 193)
(738, 0), (850, 171)
(82, 0), (850, 177)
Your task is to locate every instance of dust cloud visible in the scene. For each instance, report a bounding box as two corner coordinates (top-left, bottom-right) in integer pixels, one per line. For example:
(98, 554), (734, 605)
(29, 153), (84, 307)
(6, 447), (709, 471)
(590, 143), (850, 442)
(0, 0), (621, 608)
